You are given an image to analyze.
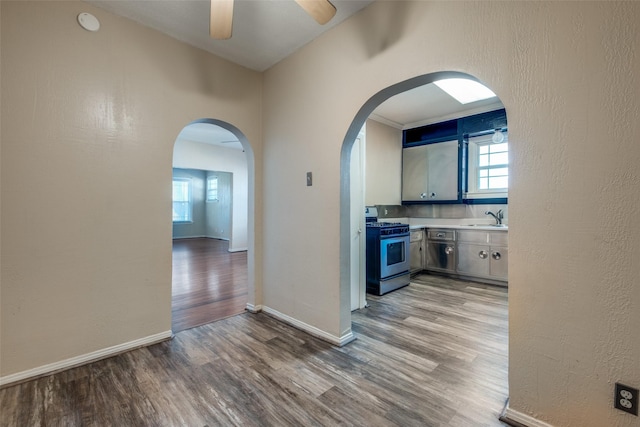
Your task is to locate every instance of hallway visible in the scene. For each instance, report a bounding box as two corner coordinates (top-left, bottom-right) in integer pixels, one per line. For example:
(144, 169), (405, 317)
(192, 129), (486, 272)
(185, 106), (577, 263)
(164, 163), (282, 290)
(172, 238), (248, 332)
(0, 274), (508, 426)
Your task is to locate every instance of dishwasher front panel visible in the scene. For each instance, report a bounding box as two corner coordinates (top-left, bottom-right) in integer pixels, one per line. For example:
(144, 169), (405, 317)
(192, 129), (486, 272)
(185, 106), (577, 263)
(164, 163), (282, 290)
(425, 241), (456, 273)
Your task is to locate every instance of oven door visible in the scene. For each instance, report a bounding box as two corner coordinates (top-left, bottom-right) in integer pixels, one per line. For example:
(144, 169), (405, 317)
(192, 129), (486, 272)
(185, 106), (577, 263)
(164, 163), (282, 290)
(379, 234), (410, 279)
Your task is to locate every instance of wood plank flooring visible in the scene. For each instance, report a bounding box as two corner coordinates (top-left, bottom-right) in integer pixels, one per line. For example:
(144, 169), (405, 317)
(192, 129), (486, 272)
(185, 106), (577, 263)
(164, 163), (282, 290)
(172, 238), (248, 332)
(0, 274), (509, 427)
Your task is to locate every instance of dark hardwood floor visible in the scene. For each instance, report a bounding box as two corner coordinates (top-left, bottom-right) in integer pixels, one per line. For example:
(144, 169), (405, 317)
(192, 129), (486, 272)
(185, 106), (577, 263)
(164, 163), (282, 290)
(172, 238), (248, 332)
(0, 274), (509, 426)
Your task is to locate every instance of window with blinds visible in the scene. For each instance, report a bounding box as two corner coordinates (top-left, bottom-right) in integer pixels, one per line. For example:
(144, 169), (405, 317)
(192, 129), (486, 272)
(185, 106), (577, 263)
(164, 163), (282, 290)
(172, 178), (192, 222)
(206, 175), (219, 202)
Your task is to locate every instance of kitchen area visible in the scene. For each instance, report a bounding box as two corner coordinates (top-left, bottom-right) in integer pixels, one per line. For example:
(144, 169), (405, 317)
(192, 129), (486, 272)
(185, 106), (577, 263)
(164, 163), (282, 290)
(362, 80), (509, 296)
(350, 78), (512, 426)
(365, 203), (509, 295)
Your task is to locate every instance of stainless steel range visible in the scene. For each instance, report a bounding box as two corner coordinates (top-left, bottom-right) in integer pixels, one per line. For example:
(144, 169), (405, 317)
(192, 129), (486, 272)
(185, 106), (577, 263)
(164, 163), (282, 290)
(365, 207), (411, 295)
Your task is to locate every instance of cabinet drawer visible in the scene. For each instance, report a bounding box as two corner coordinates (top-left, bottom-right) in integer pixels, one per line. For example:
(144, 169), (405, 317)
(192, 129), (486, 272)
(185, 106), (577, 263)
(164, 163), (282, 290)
(490, 232), (508, 246)
(457, 230), (489, 244)
(427, 229), (455, 241)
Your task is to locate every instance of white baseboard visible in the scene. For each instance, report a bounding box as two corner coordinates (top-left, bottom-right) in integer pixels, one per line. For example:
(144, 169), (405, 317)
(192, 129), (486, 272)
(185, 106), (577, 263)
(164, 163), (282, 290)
(246, 303), (263, 313)
(261, 306), (354, 347)
(0, 330), (173, 388)
(339, 330), (357, 346)
(503, 406), (554, 427)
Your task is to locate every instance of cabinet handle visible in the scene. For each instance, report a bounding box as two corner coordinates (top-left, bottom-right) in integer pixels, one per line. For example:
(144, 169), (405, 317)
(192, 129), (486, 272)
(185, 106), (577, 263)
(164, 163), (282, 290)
(436, 233), (445, 238)
(492, 252), (501, 260)
(420, 193), (428, 199)
(430, 192), (437, 198)
(445, 246), (454, 255)
(478, 250), (488, 259)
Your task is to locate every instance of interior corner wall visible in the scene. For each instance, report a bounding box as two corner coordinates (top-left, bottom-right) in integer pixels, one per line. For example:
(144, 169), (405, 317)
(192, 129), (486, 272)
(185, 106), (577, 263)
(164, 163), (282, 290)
(365, 119), (402, 206)
(0, 1), (261, 378)
(262, 2), (640, 426)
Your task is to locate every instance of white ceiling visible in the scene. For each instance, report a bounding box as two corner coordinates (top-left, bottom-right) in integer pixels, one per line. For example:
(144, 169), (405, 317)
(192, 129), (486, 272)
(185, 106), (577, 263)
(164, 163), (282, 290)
(370, 83), (504, 130)
(86, 0), (503, 146)
(176, 123), (244, 150)
(86, 0), (374, 72)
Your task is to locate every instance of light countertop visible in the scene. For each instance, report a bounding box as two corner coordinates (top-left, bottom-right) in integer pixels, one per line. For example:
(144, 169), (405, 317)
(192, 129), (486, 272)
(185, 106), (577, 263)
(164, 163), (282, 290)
(384, 218), (508, 231)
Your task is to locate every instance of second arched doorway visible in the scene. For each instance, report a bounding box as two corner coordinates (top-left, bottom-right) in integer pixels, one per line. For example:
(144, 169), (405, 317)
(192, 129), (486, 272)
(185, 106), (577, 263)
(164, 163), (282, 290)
(171, 119), (256, 332)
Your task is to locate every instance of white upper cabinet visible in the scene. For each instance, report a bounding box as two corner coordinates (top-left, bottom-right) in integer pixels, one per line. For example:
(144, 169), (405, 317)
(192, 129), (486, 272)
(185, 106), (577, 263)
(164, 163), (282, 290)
(402, 139), (459, 202)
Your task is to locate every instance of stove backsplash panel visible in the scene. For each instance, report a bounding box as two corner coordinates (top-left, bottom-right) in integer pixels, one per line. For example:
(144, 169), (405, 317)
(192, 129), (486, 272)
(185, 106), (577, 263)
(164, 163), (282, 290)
(376, 204), (508, 222)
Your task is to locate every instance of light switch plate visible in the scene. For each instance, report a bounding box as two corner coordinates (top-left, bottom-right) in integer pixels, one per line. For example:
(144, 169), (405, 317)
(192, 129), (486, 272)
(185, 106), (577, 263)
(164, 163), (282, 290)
(306, 172), (312, 186)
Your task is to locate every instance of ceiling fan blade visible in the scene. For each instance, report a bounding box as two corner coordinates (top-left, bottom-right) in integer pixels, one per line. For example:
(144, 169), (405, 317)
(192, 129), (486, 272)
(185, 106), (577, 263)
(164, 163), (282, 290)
(294, 0), (337, 25)
(210, 0), (234, 39)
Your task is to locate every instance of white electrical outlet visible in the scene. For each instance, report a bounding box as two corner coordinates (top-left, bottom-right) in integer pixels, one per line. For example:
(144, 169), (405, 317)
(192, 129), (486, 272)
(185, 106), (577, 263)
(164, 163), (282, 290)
(620, 399), (632, 409)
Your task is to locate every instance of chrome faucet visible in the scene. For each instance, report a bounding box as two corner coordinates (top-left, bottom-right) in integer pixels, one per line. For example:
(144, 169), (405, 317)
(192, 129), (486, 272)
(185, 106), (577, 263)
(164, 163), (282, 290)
(485, 209), (504, 225)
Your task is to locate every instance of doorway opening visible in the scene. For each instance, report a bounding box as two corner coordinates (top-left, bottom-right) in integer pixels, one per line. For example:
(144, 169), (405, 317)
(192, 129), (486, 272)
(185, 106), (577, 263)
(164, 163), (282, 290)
(342, 70), (510, 423)
(342, 71), (509, 321)
(172, 119), (254, 332)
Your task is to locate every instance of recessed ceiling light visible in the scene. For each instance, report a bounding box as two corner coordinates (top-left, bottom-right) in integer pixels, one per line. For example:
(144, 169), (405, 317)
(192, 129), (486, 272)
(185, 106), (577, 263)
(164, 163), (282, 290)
(434, 78), (497, 104)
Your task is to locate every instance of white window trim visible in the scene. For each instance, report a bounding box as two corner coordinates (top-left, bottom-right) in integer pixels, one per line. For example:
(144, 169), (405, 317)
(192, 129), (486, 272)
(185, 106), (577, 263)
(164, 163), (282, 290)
(206, 175), (219, 202)
(466, 132), (508, 199)
(172, 177), (193, 223)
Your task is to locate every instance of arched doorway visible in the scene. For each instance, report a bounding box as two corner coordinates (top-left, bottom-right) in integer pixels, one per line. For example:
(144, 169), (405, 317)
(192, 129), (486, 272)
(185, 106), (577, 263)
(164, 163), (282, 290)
(171, 118), (257, 332)
(340, 71), (510, 423)
(340, 71), (508, 324)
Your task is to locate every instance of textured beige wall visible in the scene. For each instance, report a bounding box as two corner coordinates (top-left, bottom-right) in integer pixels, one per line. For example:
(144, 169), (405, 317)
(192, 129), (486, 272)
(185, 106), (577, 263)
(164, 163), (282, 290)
(263, 1), (640, 426)
(0, 1), (262, 376)
(2, 1), (640, 426)
(365, 119), (401, 206)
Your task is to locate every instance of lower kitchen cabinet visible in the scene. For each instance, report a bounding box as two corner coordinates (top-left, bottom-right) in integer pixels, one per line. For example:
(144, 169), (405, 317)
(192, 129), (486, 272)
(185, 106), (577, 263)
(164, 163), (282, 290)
(457, 243), (508, 281)
(457, 230), (508, 283)
(489, 246), (508, 279)
(424, 229), (456, 274)
(457, 243), (490, 277)
(409, 229), (425, 275)
(424, 227), (508, 285)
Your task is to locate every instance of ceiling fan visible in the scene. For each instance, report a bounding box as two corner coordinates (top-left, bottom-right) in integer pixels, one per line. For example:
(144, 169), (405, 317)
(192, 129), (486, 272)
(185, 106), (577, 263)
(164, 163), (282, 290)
(210, 0), (337, 39)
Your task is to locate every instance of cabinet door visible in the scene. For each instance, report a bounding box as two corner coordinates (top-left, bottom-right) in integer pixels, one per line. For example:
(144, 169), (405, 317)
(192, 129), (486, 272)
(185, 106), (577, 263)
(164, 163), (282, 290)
(402, 144), (429, 201)
(402, 140), (459, 202)
(457, 243), (490, 277)
(489, 246), (508, 280)
(426, 140), (459, 201)
(409, 240), (423, 273)
(425, 241), (456, 273)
